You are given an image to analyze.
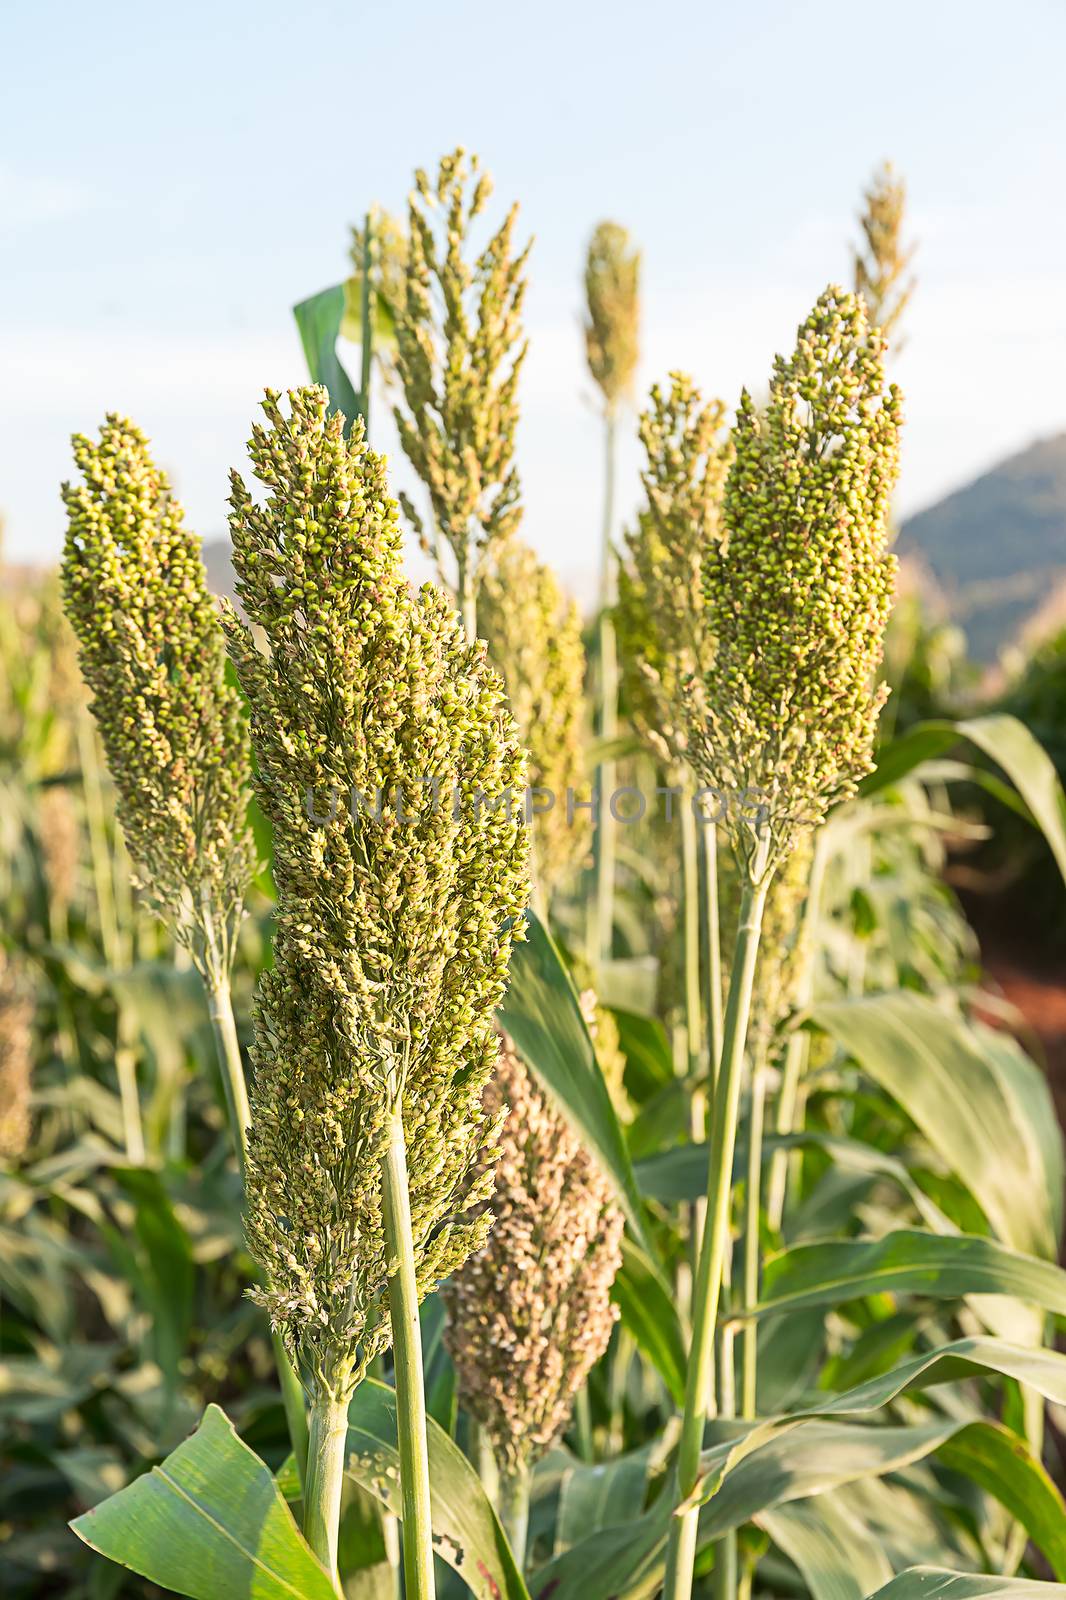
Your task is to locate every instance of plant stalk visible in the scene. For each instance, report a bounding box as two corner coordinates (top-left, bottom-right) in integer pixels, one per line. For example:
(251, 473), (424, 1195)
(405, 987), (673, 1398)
(595, 411), (618, 967)
(741, 1059), (766, 1419)
(766, 831), (827, 1232)
(205, 969), (309, 1490)
(703, 822), (724, 1075)
(382, 1105), (436, 1600)
(457, 546), (478, 643)
(304, 1389), (350, 1593)
(360, 210), (374, 436)
(681, 796), (702, 1082)
(662, 875), (769, 1600)
(500, 1462), (531, 1572)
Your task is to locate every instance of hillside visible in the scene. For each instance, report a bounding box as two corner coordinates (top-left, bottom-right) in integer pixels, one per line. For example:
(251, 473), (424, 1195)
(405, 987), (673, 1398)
(899, 433), (1066, 662)
(201, 538), (237, 602)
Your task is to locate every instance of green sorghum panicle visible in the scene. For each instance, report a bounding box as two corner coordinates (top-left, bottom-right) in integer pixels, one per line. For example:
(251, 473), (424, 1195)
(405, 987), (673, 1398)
(618, 372), (732, 773)
(392, 148), (529, 584)
(584, 221), (641, 416)
(224, 387), (530, 1401)
(689, 287), (902, 878)
(854, 161), (915, 350)
(444, 1028), (623, 1476)
(60, 417), (254, 973)
(480, 537), (589, 901)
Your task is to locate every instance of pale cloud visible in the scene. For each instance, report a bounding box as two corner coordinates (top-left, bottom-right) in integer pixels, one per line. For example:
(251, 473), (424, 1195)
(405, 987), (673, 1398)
(0, 165), (99, 229)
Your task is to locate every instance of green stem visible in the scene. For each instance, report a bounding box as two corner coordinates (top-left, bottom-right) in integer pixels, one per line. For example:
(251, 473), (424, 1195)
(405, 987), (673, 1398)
(574, 1385), (594, 1462)
(712, 1231), (737, 1600)
(595, 615), (618, 966)
(475, 1423), (500, 1508)
(500, 1462), (531, 1572)
(741, 1060), (766, 1419)
(663, 875), (769, 1600)
(681, 797), (702, 1082)
(703, 822), (724, 1076)
(382, 1105), (436, 1600)
(360, 211), (374, 437)
(766, 832), (827, 1232)
(457, 545), (477, 642)
(205, 969), (309, 1491)
(304, 1388), (350, 1593)
(595, 410), (618, 968)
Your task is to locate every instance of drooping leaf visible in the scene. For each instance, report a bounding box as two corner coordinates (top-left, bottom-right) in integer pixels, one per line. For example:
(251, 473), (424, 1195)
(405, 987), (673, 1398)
(555, 1445), (654, 1555)
(865, 1568), (1066, 1600)
(753, 1231), (1066, 1321)
(499, 911), (660, 1264)
(809, 992), (1063, 1258)
(936, 1421), (1066, 1580)
(759, 1492), (893, 1600)
(343, 1378), (529, 1600)
(635, 1131), (951, 1234)
(71, 1404), (336, 1600)
(531, 1420), (956, 1600)
(110, 1166), (195, 1391)
(862, 713), (1066, 888)
(293, 284), (363, 431)
(531, 1338), (1066, 1600)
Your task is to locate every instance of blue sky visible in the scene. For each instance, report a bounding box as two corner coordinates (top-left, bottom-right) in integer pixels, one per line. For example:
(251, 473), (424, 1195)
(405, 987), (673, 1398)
(3, 0), (1065, 598)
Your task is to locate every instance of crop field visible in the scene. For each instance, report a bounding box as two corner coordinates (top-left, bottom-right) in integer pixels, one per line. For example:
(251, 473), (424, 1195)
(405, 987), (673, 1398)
(5, 128), (1066, 1600)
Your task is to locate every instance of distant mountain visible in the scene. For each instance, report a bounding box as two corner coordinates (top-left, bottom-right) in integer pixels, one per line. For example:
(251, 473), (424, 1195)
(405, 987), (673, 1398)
(898, 433), (1066, 663)
(201, 538), (237, 603)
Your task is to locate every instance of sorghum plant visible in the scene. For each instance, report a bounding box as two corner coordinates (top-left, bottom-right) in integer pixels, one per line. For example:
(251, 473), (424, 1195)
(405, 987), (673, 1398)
(480, 535), (589, 910)
(667, 286), (902, 1600)
(59, 417), (308, 1476)
(618, 373), (732, 1074)
(224, 386), (529, 1594)
(445, 1029), (624, 1566)
(393, 148), (529, 639)
(854, 160), (916, 350)
(583, 221), (640, 965)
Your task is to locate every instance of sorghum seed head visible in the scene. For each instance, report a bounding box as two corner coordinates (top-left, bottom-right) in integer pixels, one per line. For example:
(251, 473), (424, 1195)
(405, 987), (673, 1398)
(60, 416), (254, 973)
(225, 386), (530, 1401)
(584, 222), (641, 416)
(618, 372), (732, 775)
(480, 538), (589, 902)
(392, 149), (529, 584)
(687, 287), (902, 877)
(444, 1029), (623, 1475)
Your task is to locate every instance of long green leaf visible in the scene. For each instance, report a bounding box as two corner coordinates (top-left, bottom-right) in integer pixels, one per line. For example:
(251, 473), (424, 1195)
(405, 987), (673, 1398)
(760, 1494), (892, 1600)
(499, 912), (659, 1263)
(71, 1404), (335, 1600)
(342, 1377), (529, 1600)
(531, 1421), (956, 1600)
(635, 1131), (951, 1234)
(937, 1422), (1066, 1580)
(753, 1231), (1066, 1321)
(810, 992), (1063, 1258)
(866, 1569), (1066, 1600)
(292, 284), (362, 430)
(531, 1338), (1066, 1600)
(863, 713), (1066, 887)
(555, 1445), (654, 1555)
